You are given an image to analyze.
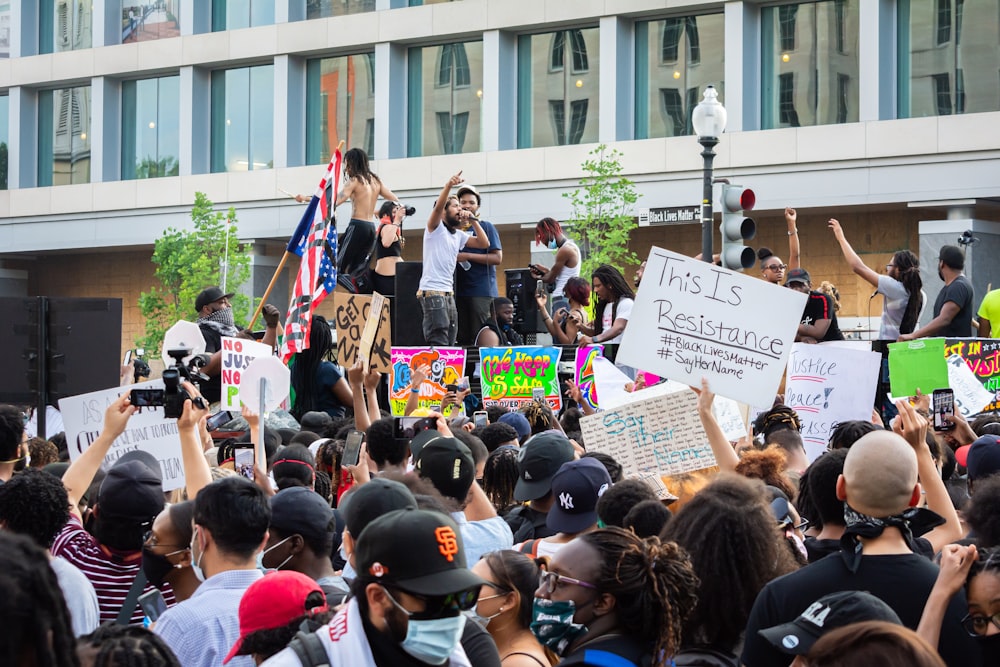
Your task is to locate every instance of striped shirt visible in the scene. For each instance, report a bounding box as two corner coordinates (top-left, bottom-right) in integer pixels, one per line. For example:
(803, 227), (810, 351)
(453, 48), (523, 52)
(51, 515), (176, 625)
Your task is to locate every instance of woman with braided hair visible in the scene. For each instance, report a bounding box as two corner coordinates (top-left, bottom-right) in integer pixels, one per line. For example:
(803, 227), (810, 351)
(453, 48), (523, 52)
(530, 527), (699, 666)
(77, 623), (180, 667)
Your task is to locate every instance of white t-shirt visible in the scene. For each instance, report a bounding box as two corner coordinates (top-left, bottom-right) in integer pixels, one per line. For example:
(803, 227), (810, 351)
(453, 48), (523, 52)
(599, 297), (634, 345)
(877, 275), (926, 340)
(419, 223), (470, 292)
(50, 556), (100, 637)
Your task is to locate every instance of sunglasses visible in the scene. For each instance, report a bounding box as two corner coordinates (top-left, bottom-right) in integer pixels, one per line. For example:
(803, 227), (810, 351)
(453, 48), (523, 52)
(764, 264), (787, 271)
(538, 570), (597, 595)
(387, 586), (482, 619)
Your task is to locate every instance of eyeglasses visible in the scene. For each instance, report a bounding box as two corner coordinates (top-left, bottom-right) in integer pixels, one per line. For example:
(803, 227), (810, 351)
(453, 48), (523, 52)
(538, 570), (597, 595)
(885, 264), (895, 271)
(142, 530), (188, 551)
(386, 586), (482, 619)
(961, 612), (1000, 637)
(764, 264), (787, 271)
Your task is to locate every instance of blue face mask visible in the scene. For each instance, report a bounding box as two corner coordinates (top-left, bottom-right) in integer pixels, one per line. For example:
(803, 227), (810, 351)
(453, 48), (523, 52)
(385, 587), (467, 665)
(190, 528), (206, 583)
(255, 535), (293, 573)
(547, 238), (558, 250)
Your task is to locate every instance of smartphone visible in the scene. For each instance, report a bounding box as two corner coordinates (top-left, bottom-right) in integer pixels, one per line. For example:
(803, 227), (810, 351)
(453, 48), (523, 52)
(343, 430), (365, 468)
(532, 387), (546, 404)
(123, 349), (133, 366)
(130, 388), (165, 407)
(535, 280), (546, 299)
(458, 376), (471, 392)
(933, 389), (955, 431)
(234, 446), (255, 481)
(445, 384), (458, 394)
(473, 411), (489, 428)
(206, 410), (234, 432)
(394, 416), (438, 440)
(138, 589), (167, 623)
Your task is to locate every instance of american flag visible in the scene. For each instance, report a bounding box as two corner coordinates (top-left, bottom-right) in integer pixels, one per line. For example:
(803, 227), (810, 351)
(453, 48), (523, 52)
(280, 149), (342, 362)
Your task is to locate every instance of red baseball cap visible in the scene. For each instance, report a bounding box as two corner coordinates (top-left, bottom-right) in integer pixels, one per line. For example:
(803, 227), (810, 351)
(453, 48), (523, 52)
(223, 571), (328, 663)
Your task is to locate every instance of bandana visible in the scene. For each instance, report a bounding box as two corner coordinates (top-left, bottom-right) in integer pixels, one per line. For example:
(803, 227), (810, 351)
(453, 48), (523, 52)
(198, 308), (239, 337)
(839, 503), (945, 573)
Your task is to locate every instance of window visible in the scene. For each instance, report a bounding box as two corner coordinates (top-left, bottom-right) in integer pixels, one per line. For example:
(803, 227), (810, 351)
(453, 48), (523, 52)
(306, 54), (377, 165)
(779, 5), (798, 51)
(936, 0), (952, 45)
(0, 3), (10, 58)
(40, 0), (91, 54)
(121, 2), (180, 43)
(213, 0), (273, 30)
(635, 15), (724, 140)
(122, 76), (180, 180)
(518, 28), (598, 148)
(779, 73), (800, 127)
(408, 42), (482, 157)
(210, 65), (274, 172)
(0, 95), (8, 189)
(933, 73), (952, 114)
(956, 68), (965, 113)
(38, 86), (91, 186)
(835, 0), (847, 53)
(308, 0), (375, 19)
(837, 74), (850, 123)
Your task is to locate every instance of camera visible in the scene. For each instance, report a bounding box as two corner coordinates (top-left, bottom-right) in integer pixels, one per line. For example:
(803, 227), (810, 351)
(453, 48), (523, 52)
(130, 347), (210, 419)
(397, 203), (416, 216)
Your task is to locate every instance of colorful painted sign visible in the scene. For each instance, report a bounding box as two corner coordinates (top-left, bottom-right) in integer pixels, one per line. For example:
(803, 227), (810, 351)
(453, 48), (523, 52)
(480, 346), (562, 411)
(945, 338), (1000, 413)
(574, 345), (603, 411)
(389, 347), (467, 416)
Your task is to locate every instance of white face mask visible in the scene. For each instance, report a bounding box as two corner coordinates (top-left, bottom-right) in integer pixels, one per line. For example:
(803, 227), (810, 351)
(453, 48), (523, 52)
(463, 599), (505, 628)
(256, 535), (293, 572)
(190, 528), (206, 582)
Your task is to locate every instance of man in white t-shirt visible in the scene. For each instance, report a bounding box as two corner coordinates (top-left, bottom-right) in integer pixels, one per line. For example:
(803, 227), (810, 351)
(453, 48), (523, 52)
(418, 172), (490, 345)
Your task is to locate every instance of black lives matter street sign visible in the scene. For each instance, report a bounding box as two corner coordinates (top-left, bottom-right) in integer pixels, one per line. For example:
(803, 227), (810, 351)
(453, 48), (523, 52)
(637, 206), (700, 227)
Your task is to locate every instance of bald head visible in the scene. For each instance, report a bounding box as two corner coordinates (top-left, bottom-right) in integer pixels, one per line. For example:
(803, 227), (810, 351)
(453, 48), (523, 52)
(841, 431), (919, 517)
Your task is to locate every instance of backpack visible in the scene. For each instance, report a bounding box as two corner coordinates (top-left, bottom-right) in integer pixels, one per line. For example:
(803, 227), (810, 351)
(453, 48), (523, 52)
(287, 617), (333, 667)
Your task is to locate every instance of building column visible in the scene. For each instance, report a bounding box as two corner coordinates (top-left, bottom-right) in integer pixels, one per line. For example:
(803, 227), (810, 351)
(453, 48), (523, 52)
(599, 15), (633, 142)
(374, 41), (406, 160)
(14, 0), (37, 57)
(179, 66), (211, 176)
(482, 30), (516, 152)
(92, 77), (122, 183)
(724, 1), (760, 132)
(917, 217), (1000, 328)
(859, 0), (894, 121)
(10, 87), (37, 188)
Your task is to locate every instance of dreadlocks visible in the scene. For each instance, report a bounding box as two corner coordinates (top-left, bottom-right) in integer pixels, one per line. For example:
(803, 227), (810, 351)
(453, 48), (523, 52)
(0, 532), (79, 667)
(579, 528), (700, 665)
(290, 316), (334, 420)
(343, 147), (380, 186)
(80, 623), (180, 667)
(535, 217), (562, 246)
(753, 404), (802, 440)
(482, 446), (519, 513)
(591, 265), (636, 338)
(892, 250), (923, 335)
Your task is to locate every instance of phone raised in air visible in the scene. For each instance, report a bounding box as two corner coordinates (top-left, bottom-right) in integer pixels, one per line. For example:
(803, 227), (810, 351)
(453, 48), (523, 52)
(532, 387), (546, 404)
(206, 410), (234, 432)
(130, 388), (165, 408)
(138, 588), (168, 623)
(473, 411), (489, 428)
(343, 430), (365, 468)
(234, 446), (255, 481)
(932, 388), (955, 431)
(535, 280), (546, 299)
(394, 416), (438, 440)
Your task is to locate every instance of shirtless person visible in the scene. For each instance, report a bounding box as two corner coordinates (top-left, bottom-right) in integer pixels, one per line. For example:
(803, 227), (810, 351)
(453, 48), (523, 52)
(333, 148), (400, 280)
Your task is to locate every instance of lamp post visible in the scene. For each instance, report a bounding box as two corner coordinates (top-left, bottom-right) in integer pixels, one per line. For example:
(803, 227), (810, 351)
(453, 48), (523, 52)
(691, 86), (727, 264)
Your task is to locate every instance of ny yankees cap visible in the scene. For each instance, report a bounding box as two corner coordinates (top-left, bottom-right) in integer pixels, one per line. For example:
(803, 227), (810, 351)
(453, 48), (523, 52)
(546, 458), (612, 534)
(354, 508), (486, 596)
(514, 431), (576, 502)
(758, 590), (901, 655)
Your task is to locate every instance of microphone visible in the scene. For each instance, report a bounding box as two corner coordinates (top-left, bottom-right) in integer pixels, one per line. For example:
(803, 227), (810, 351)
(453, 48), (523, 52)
(870, 290), (879, 299)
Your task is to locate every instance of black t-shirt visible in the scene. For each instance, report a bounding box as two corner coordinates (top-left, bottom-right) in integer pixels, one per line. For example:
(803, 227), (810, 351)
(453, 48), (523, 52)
(198, 323), (223, 404)
(800, 292), (844, 342)
(803, 535), (934, 563)
(741, 552), (981, 667)
(935, 275), (975, 337)
(503, 504), (556, 543)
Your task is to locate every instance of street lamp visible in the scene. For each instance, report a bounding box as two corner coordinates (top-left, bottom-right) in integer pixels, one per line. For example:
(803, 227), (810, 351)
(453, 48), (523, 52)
(691, 86), (727, 264)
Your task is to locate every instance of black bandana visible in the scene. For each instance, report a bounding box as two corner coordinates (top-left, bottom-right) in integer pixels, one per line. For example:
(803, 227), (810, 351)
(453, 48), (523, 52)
(839, 503), (945, 572)
(198, 308), (239, 337)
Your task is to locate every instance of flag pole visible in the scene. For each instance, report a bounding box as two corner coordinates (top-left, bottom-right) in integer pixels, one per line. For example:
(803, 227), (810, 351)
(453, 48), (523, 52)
(248, 140), (346, 330)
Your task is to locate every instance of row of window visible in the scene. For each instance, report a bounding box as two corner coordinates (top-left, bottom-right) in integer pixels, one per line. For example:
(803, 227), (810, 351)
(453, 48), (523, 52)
(2, 1), (999, 189)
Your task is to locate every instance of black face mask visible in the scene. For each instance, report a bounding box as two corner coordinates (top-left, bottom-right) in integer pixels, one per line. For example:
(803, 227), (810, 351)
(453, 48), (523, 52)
(142, 546), (183, 587)
(978, 633), (1000, 662)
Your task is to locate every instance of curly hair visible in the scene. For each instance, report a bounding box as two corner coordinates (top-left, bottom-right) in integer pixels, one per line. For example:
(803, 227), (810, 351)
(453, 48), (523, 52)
(753, 404), (802, 438)
(623, 500), (671, 538)
(80, 623), (180, 667)
(578, 528), (699, 664)
(964, 476), (1000, 549)
(483, 447), (519, 513)
(806, 621), (945, 667)
(735, 446), (797, 500)
(0, 468), (70, 548)
(28, 437), (59, 468)
(595, 479), (657, 528)
(817, 281), (841, 312)
(661, 474), (799, 651)
(582, 451), (624, 483)
(478, 422), (519, 452)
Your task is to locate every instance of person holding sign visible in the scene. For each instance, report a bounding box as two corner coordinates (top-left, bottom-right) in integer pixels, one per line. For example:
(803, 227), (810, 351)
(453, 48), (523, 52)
(828, 218), (924, 340)
(290, 316), (354, 421)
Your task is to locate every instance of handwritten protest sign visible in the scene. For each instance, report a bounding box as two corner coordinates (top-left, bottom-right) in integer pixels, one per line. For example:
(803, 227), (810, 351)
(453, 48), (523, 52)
(480, 346), (562, 411)
(579, 390), (716, 476)
(60, 381), (186, 492)
(220, 337), (273, 410)
(946, 355), (995, 418)
(617, 247), (806, 406)
(333, 293), (391, 373)
(389, 347), (467, 416)
(574, 345), (603, 411)
(945, 338), (1000, 414)
(786, 343), (881, 461)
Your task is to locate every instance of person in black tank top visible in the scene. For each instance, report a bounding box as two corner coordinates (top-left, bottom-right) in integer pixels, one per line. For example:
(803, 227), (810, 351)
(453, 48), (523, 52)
(372, 201), (406, 296)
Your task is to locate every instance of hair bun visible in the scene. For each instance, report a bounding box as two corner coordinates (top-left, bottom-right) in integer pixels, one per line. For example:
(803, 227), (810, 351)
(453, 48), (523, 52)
(757, 247), (774, 261)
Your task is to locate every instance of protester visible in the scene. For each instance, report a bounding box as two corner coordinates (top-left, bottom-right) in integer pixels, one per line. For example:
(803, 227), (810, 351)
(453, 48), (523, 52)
(483, 446), (520, 515)
(964, 434), (1000, 495)
(77, 623), (181, 667)
(536, 276), (591, 345)
(475, 297), (525, 347)
(595, 478), (657, 529)
(785, 268), (845, 343)
(900, 245), (974, 340)
(455, 184), (504, 346)
(623, 500), (671, 539)
(334, 147), (400, 279)
(964, 475), (1000, 548)
(143, 501), (198, 603)
(499, 412), (532, 445)
(289, 316), (353, 421)
(578, 265), (635, 351)
(480, 422), (520, 453)
(531, 217), (581, 310)
(470, 550), (556, 667)
(416, 172), (490, 345)
(271, 445), (317, 491)
(0, 403), (26, 483)
(977, 287), (1000, 338)
(806, 621), (947, 667)
(371, 200), (407, 296)
(364, 416), (410, 476)
(504, 432), (577, 543)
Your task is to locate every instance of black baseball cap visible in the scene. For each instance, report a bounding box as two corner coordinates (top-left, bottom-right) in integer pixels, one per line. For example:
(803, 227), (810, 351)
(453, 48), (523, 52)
(415, 437), (476, 503)
(98, 455), (164, 523)
(759, 590), (901, 655)
(409, 429), (443, 461)
(547, 458), (612, 533)
(355, 508), (487, 596)
(195, 286), (235, 312)
(299, 411), (332, 433)
(269, 487), (335, 546)
(966, 435), (1000, 481)
(340, 478), (417, 538)
(514, 431), (576, 502)
(785, 268), (811, 285)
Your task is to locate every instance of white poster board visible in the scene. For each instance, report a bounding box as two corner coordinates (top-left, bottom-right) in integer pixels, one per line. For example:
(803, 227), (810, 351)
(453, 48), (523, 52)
(221, 337), (274, 410)
(946, 354), (995, 418)
(579, 390), (717, 476)
(59, 381), (186, 492)
(785, 342), (882, 461)
(617, 247), (806, 406)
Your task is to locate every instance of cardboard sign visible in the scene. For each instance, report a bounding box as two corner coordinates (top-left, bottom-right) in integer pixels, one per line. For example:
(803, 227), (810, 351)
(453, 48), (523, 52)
(389, 347), (467, 416)
(220, 337), (274, 410)
(333, 292), (392, 373)
(945, 338), (1000, 414)
(786, 343), (882, 461)
(480, 346), (562, 411)
(60, 381), (186, 492)
(579, 390), (717, 476)
(617, 247), (806, 406)
(574, 345), (603, 411)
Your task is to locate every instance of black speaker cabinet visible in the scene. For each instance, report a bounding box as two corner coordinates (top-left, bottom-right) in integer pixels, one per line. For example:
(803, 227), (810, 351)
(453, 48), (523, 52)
(394, 262), (426, 346)
(505, 268), (547, 335)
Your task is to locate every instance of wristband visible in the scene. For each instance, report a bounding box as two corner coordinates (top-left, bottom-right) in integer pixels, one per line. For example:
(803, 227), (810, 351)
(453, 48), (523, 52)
(410, 388), (420, 394)
(788, 229), (798, 236)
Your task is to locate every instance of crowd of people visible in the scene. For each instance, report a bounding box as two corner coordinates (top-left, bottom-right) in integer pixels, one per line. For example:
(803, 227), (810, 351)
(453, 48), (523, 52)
(3, 147), (1000, 667)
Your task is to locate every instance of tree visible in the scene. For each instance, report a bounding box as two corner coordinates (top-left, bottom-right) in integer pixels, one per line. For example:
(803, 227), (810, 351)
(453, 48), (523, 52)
(138, 192), (252, 351)
(134, 155), (179, 179)
(562, 144), (640, 276)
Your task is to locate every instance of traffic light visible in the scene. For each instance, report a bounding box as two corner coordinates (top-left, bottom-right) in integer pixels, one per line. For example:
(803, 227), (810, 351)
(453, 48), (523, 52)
(720, 184), (757, 270)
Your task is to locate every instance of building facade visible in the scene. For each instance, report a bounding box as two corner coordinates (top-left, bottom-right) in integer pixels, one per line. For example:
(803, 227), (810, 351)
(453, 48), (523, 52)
(1, 0), (999, 349)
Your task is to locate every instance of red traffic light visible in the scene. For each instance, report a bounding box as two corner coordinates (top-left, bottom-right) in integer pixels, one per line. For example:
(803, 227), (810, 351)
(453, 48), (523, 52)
(738, 188), (756, 210)
(722, 185), (755, 212)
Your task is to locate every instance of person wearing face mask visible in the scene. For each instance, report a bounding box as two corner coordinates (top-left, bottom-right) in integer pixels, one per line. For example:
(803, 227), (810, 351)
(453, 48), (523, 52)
(263, 508), (489, 667)
(475, 298), (524, 347)
(530, 218), (580, 312)
(142, 501), (198, 603)
(469, 550), (555, 667)
(154, 476), (272, 667)
(260, 487), (348, 605)
(530, 527), (699, 666)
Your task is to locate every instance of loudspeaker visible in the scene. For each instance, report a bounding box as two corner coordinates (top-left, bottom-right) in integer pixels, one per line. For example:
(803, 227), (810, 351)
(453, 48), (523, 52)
(505, 268), (547, 335)
(394, 262), (426, 346)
